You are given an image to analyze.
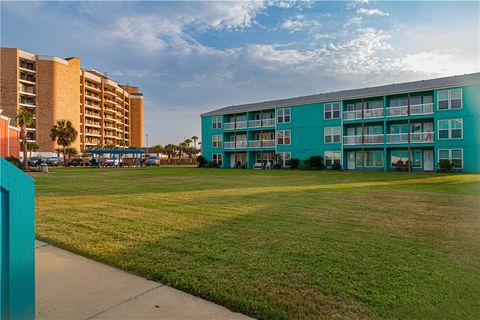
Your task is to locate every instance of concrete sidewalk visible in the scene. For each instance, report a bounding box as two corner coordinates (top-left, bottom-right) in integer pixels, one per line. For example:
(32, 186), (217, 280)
(36, 241), (253, 320)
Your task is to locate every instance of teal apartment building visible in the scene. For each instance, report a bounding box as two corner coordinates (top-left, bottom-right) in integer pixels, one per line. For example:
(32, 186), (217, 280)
(200, 73), (480, 172)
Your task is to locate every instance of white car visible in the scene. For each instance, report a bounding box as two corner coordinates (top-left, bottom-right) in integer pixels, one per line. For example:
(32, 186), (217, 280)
(105, 157), (120, 167)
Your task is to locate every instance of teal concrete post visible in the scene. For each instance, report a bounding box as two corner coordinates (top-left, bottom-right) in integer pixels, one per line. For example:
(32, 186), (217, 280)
(383, 95), (388, 172)
(0, 157), (35, 319)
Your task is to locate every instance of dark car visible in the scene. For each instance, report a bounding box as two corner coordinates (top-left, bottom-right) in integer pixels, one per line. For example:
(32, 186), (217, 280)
(28, 156), (44, 167)
(45, 157), (63, 167)
(68, 158), (87, 167)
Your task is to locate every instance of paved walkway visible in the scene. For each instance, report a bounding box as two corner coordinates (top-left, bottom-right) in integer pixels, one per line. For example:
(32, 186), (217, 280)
(36, 241), (253, 319)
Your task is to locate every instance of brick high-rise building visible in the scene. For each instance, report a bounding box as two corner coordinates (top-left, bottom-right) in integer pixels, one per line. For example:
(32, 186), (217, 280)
(0, 47), (144, 153)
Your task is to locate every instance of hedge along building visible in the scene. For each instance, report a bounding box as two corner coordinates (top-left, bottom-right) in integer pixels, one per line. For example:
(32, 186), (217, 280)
(0, 47), (144, 154)
(200, 73), (480, 172)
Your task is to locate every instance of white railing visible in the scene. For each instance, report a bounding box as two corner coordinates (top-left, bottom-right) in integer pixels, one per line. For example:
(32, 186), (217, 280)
(410, 103), (434, 115)
(343, 110), (363, 121)
(262, 118), (275, 127)
(236, 140), (248, 148)
(224, 122), (235, 130)
(249, 120), (261, 128)
(248, 140), (261, 148)
(410, 132), (434, 143)
(235, 121), (247, 129)
(387, 103), (434, 117)
(343, 134), (384, 145)
(262, 140), (275, 147)
(386, 133), (408, 144)
(364, 108), (384, 119)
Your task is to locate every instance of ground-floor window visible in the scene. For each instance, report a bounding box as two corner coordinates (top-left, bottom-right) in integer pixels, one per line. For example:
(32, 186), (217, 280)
(391, 150), (422, 168)
(324, 151), (341, 167)
(277, 152), (291, 167)
(213, 153), (222, 166)
(438, 148), (463, 169)
(256, 152), (275, 163)
(355, 150), (384, 167)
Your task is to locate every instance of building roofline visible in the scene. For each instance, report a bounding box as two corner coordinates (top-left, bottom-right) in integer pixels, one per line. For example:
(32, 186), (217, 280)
(201, 72), (480, 116)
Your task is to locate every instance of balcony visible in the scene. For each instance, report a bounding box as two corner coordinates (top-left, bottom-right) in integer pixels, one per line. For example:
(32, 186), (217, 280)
(386, 103), (434, 118)
(343, 108), (383, 121)
(343, 134), (384, 145)
(19, 73), (36, 83)
(386, 132), (434, 144)
(248, 140), (275, 148)
(226, 119), (276, 130)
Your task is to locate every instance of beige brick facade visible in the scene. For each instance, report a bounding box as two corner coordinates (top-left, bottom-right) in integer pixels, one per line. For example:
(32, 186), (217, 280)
(0, 47), (144, 153)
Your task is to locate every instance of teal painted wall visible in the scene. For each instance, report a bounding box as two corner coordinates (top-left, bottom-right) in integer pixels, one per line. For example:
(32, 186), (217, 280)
(201, 83), (479, 172)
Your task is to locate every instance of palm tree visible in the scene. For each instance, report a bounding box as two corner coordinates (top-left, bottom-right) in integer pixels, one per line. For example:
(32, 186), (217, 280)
(191, 136), (199, 149)
(64, 147), (78, 165)
(27, 141), (39, 157)
(163, 144), (176, 163)
(54, 148), (62, 158)
(178, 142), (188, 163)
(152, 144), (163, 157)
(50, 119), (78, 166)
(17, 108), (35, 169)
(184, 138), (192, 147)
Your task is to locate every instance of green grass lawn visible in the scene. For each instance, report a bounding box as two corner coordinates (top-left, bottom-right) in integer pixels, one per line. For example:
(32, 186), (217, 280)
(34, 167), (480, 320)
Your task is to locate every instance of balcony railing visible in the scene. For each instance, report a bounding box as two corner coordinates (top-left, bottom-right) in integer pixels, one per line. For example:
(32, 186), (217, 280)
(386, 103), (434, 117)
(386, 132), (434, 144)
(225, 118), (276, 130)
(343, 134), (384, 145)
(343, 108), (384, 120)
(224, 140), (275, 149)
(343, 110), (363, 121)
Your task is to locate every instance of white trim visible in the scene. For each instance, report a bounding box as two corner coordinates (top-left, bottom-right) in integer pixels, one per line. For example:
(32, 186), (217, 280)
(324, 151), (341, 167)
(324, 102), (341, 120)
(324, 126), (341, 144)
(437, 88), (463, 111)
(438, 148), (463, 169)
(437, 118), (463, 140)
(277, 108), (291, 124)
(277, 129), (291, 145)
(212, 134), (222, 148)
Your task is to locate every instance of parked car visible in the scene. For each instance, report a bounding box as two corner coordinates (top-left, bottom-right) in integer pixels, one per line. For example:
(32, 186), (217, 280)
(28, 156), (44, 167)
(68, 158), (87, 167)
(145, 155), (160, 166)
(45, 157), (63, 167)
(105, 157), (120, 167)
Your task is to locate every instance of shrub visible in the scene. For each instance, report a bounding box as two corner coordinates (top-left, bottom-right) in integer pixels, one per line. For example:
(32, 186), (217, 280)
(302, 159), (311, 170)
(273, 154), (283, 169)
(197, 155), (207, 168)
(5, 156), (23, 169)
(205, 161), (219, 168)
(308, 155), (325, 170)
(287, 158), (300, 169)
(332, 162), (342, 171)
(438, 159), (454, 173)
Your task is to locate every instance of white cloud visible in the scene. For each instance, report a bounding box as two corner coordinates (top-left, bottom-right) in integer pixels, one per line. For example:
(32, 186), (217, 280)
(343, 17), (362, 27)
(357, 8), (390, 16)
(279, 15), (321, 32)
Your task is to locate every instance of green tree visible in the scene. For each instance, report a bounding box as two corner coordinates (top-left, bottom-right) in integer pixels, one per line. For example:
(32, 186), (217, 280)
(152, 144), (164, 157)
(16, 108), (35, 169)
(191, 136), (199, 149)
(163, 144), (176, 163)
(50, 119), (78, 167)
(64, 147), (78, 165)
(27, 141), (39, 157)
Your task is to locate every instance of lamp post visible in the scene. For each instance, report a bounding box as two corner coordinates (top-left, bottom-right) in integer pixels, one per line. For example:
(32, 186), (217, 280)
(145, 133), (149, 154)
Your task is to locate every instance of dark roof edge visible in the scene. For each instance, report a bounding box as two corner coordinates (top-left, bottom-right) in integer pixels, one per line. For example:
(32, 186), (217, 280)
(201, 72), (480, 117)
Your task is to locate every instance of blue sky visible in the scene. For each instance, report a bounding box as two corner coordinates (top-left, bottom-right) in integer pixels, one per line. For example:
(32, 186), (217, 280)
(2, 1), (479, 145)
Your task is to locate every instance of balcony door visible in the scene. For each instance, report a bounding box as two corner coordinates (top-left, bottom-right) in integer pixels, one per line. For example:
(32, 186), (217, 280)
(424, 150), (433, 171)
(347, 152), (355, 169)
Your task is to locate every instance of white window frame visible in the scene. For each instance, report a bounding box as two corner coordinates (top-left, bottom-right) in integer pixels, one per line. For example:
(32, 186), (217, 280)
(324, 102), (340, 120)
(213, 153), (222, 166)
(390, 150), (422, 168)
(438, 148), (463, 169)
(357, 150), (384, 168)
(437, 119), (463, 140)
(212, 116), (222, 129)
(277, 130), (291, 145)
(277, 108), (291, 124)
(277, 152), (291, 167)
(324, 127), (341, 144)
(437, 88), (463, 111)
(212, 135), (222, 148)
(324, 151), (341, 167)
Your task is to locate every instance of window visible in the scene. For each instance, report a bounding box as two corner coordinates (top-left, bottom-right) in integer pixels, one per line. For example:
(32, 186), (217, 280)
(277, 130), (291, 145)
(324, 127), (341, 143)
(355, 151), (384, 167)
(391, 150), (422, 168)
(324, 102), (340, 119)
(212, 135), (222, 148)
(277, 108), (291, 123)
(438, 149), (463, 169)
(438, 119), (463, 140)
(212, 116), (222, 129)
(437, 88), (462, 110)
(324, 151), (341, 167)
(277, 152), (291, 167)
(213, 153), (222, 166)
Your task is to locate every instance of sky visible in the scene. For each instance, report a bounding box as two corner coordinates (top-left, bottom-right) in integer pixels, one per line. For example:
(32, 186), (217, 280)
(1, 0), (479, 145)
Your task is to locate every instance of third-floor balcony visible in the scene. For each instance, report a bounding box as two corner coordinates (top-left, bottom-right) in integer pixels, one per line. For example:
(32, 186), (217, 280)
(386, 103), (434, 118)
(225, 118), (275, 130)
(343, 108), (384, 121)
(386, 132), (434, 144)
